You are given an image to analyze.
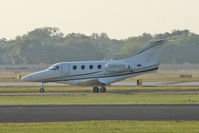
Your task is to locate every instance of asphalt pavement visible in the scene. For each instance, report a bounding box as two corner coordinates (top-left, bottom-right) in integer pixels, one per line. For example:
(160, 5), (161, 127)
(0, 81), (198, 86)
(0, 104), (199, 123)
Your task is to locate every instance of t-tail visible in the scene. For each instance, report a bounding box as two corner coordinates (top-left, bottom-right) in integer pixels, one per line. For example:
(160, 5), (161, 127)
(127, 39), (168, 66)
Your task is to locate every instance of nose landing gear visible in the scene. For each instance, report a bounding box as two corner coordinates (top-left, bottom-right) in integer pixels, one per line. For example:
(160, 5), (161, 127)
(93, 86), (106, 93)
(40, 82), (45, 93)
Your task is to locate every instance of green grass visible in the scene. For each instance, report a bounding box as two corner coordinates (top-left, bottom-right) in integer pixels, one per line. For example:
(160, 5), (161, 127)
(0, 121), (199, 133)
(125, 71), (199, 82)
(1, 86), (199, 93)
(0, 94), (198, 105)
(0, 86), (91, 93)
(1, 86), (199, 105)
(0, 77), (22, 82)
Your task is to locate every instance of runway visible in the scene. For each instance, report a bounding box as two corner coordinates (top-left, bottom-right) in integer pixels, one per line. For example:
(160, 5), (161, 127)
(1, 104), (199, 123)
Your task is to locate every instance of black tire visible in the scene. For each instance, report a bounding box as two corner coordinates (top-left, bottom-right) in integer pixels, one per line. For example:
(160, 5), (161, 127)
(100, 86), (106, 93)
(93, 87), (99, 93)
(40, 88), (45, 93)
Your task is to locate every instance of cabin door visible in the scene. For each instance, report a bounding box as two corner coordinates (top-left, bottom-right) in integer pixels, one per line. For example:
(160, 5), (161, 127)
(61, 64), (70, 76)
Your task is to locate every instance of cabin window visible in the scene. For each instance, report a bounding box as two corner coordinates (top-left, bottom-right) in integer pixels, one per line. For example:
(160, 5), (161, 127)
(48, 66), (54, 70)
(55, 65), (59, 70)
(73, 65), (77, 70)
(137, 64), (142, 67)
(48, 65), (59, 70)
(89, 65), (93, 69)
(81, 65), (85, 70)
(97, 65), (102, 69)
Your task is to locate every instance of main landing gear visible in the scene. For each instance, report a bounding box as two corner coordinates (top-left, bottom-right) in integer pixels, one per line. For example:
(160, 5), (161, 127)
(40, 82), (45, 93)
(93, 86), (106, 93)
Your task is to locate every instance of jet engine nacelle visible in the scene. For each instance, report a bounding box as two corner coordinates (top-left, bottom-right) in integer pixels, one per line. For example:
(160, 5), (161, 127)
(105, 63), (131, 72)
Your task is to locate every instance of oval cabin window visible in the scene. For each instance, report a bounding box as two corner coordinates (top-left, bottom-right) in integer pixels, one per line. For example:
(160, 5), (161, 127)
(81, 65), (85, 70)
(89, 65), (93, 69)
(73, 65), (77, 70)
(97, 65), (102, 69)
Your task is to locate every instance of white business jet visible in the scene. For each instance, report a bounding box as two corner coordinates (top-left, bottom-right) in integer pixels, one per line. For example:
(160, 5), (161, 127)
(22, 39), (168, 93)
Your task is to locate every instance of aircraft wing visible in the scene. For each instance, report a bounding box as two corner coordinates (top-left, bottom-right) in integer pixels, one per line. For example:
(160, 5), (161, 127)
(62, 79), (106, 86)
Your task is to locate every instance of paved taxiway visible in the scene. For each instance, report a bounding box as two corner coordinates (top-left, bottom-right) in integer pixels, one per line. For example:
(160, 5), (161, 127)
(1, 81), (199, 86)
(0, 104), (199, 123)
(1, 91), (199, 96)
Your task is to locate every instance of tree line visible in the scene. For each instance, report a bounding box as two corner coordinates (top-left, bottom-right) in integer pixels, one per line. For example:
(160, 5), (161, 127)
(0, 27), (198, 64)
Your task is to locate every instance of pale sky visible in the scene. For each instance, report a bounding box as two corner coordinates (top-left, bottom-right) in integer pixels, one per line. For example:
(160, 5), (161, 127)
(0, 0), (199, 39)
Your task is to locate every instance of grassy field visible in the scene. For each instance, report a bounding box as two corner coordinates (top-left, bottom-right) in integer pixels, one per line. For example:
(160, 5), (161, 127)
(0, 85), (199, 105)
(125, 70), (199, 82)
(1, 86), (199, 93)
(0, 94), (198, 105)
(0, 121), (199, 133)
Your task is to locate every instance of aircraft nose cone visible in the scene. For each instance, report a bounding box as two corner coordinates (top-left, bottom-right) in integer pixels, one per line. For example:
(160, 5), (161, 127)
(22, 75), (32, 81)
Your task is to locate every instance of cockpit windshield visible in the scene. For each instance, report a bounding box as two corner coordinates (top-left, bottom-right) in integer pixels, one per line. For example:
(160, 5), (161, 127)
(48, 65), (59, 71)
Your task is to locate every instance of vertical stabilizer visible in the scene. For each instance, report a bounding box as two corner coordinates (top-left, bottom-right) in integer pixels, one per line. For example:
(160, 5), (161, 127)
(128, 39), (168, 65)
